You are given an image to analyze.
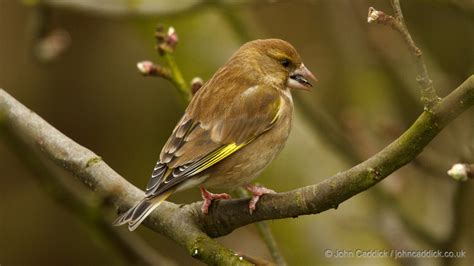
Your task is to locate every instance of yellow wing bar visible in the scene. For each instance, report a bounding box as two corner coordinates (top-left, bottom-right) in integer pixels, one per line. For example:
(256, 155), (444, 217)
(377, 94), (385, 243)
(175, 103), (282, 178)
(185, 139), (253, 177)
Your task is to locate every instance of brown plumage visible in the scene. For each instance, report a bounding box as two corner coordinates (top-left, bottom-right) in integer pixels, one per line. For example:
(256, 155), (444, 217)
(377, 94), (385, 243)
(114, 39), (316, 231)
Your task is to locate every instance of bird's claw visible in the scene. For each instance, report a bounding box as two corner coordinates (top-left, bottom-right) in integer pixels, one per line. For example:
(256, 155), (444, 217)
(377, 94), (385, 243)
(200, 187), (231, 214)
(244, 184), (276, 214)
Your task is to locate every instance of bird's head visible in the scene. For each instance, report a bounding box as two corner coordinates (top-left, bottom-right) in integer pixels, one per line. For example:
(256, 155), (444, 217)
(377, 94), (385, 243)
(234, 39), (317, 90)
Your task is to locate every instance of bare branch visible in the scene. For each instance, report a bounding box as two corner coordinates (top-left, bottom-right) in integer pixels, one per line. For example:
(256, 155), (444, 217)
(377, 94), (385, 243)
(368, 2), (441, 108)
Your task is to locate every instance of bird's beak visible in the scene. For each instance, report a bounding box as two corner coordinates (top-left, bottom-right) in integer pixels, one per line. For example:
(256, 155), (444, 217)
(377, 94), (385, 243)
(287, 63), (317, 91)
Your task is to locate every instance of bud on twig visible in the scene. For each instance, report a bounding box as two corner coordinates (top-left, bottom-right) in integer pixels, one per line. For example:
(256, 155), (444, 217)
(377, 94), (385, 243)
(137, 61), (155, 74)
(447, 163), (473, 182)
(155, 25), (179, 55)
(367, 7), (395, 25)
(137, 60), (172, 79)
(167, 27), (178, 49)
(367, 7), (383, 23)
(191, 77), (203, 95)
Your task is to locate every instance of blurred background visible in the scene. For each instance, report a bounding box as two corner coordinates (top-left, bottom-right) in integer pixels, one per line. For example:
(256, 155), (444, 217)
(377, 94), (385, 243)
(1, 0), (473, 265)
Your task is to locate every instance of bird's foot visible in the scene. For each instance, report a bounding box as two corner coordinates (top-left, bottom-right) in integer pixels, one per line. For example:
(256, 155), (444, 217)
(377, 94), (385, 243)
(244, 184), (276, 214)
(200, 187), (232, 214)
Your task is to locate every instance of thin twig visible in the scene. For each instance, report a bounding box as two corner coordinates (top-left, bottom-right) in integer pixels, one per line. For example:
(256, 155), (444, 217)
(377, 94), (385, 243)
(254, 221), (287, 266)
(368, 1), (441, 109)
(236, 188), (287, 266)
(138, 26), (192, 102)
(390, 0), (440, 108)
(154, 25), (191, 101)
(162, 52), (190, 101)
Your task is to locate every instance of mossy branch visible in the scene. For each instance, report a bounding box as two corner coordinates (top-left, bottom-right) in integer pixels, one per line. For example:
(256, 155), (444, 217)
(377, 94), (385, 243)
(0, 119), (175, 266)
(0, 88), (252, 266)
(1, 74), (472, 263)
(194, 75), (474, 236)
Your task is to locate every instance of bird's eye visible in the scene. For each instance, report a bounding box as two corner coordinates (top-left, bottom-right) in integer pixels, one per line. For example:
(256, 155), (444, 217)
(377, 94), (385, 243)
(280, 59), (290, 68)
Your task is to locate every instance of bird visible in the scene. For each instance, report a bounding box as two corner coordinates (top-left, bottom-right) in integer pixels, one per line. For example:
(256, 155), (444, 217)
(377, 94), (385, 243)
(114, 39), (316, 231)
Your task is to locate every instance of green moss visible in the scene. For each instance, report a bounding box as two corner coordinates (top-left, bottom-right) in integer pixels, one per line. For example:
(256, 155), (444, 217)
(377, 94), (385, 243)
(86, 156), (102, 168)
(366, 167), (381, 181)
(295, 190), (306, 211)
(189, 236), (253, 265)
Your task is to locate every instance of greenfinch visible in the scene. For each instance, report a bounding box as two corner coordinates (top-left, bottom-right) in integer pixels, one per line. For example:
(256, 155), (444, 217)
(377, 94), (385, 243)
(114, 39), (316, 231)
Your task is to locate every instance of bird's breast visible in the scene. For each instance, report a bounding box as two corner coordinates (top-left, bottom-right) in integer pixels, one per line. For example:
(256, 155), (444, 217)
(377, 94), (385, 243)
(202, 89), (294, 190)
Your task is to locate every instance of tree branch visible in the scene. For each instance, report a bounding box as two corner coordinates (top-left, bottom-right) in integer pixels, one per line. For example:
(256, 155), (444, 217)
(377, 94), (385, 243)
(194, 75), (474, 237)
(1, 76), (472, 265)
(368, 1), (441, 109)
(2, 75), (471, 243)
(0, 116), (176, 266)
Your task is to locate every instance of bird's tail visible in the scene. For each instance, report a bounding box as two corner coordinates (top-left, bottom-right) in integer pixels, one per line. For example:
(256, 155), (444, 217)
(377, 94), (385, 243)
(113, 189), (175, 231)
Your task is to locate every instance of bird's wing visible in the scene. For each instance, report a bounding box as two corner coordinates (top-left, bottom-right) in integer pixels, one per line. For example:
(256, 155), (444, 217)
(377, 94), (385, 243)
(145, 83), (282, 196)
